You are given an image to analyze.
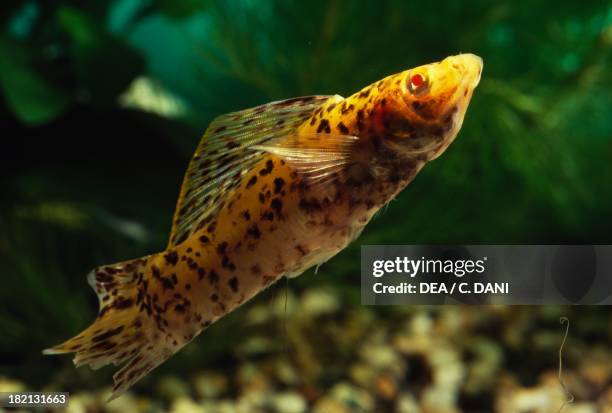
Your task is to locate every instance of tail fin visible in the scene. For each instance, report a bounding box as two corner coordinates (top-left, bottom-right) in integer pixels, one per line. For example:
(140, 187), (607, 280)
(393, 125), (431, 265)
(44, 255), (178, 400)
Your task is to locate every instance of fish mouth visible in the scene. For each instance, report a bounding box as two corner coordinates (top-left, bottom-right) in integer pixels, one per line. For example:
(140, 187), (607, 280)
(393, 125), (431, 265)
(445, 53), (483, 92)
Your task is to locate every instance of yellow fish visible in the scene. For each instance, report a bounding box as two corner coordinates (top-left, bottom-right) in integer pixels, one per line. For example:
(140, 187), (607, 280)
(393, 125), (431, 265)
(44, 53), (483, 398)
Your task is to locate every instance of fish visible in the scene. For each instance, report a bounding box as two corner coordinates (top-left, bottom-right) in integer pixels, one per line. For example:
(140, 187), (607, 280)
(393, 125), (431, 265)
(43, 53), (483, 399)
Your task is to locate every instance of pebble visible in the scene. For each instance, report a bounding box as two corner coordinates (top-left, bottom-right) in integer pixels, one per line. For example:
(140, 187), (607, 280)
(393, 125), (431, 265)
(299, 288), (339, 317)
(272, 391), (307, 413)
(192, 371), (228, 399)
(395, 392), (421, 413)
(0, 377), (25, 392)
(156, 376), (192, 401)
(170, 397), (205, 413)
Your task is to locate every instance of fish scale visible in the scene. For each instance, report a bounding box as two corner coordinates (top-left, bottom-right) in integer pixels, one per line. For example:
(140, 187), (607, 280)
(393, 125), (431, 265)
(44, 53), (483, 399)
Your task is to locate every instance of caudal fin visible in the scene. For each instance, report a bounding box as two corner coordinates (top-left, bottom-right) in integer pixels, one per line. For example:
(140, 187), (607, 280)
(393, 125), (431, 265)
(43, 255), (179, 400)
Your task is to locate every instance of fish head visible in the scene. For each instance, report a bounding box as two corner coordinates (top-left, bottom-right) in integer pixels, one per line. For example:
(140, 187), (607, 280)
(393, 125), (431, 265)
(380, 53), (483, 160)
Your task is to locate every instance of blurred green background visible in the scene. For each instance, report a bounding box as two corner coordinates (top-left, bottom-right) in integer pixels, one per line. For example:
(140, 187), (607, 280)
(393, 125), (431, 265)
(1, 1), (611, 412)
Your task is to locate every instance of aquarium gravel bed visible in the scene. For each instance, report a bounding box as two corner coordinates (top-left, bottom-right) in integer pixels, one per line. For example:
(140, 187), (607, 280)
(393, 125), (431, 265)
(2, 289), (611, 413)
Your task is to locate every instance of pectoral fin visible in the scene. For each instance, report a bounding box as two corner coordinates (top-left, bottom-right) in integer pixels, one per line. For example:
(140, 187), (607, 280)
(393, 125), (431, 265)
(253, 132), (359, 190)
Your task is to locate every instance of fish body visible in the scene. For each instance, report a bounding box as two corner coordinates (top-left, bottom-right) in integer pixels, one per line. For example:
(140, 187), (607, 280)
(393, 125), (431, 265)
(44, 54), (483, 398)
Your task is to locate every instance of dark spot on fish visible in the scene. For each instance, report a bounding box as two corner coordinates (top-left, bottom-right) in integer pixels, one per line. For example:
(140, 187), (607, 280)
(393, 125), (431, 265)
(317, 119), (331, 133)
(246, 176), (257, 188)
(207, 222), (217, 233)
(228, 277), (239, 292)
(357, 109), (365, 120)
(199, 235), (210, 244)
(251, 264), (261, 275)
(242, 210), (251, 220)
(259, 160), (274, 176)
(247, 224), (261, 239)
(359, 88), (371, 98)
(92, 326), (124, 342)
(258, 193), (266, 203)
(91, 340), (117, 351)
(114, 297), (133, 310)
(337, 122), (349, 134)
(271, 198), (283, 217)
(163, 251), (179, 266)
(197, 267), (206, 280)
(222, 256), (236, 271)
(214, 126), (226, 133)
(274, 177), (285, 194)
(217, 242), (228, 255)
(342, 103), (355, 114)
(262, 211), (274, 221)
(161, 277), (174, 291)
(208, 270), (219, 285)
(210, 293), (218, 302)
(174, 304), (186, 313)
(326, 103), (337, 113)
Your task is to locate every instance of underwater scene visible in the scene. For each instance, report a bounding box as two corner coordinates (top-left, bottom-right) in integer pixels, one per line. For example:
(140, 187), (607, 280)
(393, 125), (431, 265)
(1, 1), (611, 412)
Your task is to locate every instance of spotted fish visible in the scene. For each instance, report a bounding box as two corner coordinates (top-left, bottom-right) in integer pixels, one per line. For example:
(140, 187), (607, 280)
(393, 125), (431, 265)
(44, 53), (483, 398)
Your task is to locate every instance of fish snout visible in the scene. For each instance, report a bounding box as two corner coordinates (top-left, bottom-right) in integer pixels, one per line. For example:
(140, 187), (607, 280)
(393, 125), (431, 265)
(446, 53), (483, 88)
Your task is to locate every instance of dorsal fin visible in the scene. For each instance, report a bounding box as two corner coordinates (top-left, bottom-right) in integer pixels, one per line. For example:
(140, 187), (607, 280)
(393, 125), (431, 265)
(168, 95), (332, 247)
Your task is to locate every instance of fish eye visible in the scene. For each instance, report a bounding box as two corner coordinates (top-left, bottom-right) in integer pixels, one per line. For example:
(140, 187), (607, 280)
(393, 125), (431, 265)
(408, 72), (429, 95)
(411, 74), (424, 88)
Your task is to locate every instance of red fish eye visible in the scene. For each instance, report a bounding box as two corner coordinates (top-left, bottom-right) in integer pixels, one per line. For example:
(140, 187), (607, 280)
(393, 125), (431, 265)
(411, 73), (424, 88)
